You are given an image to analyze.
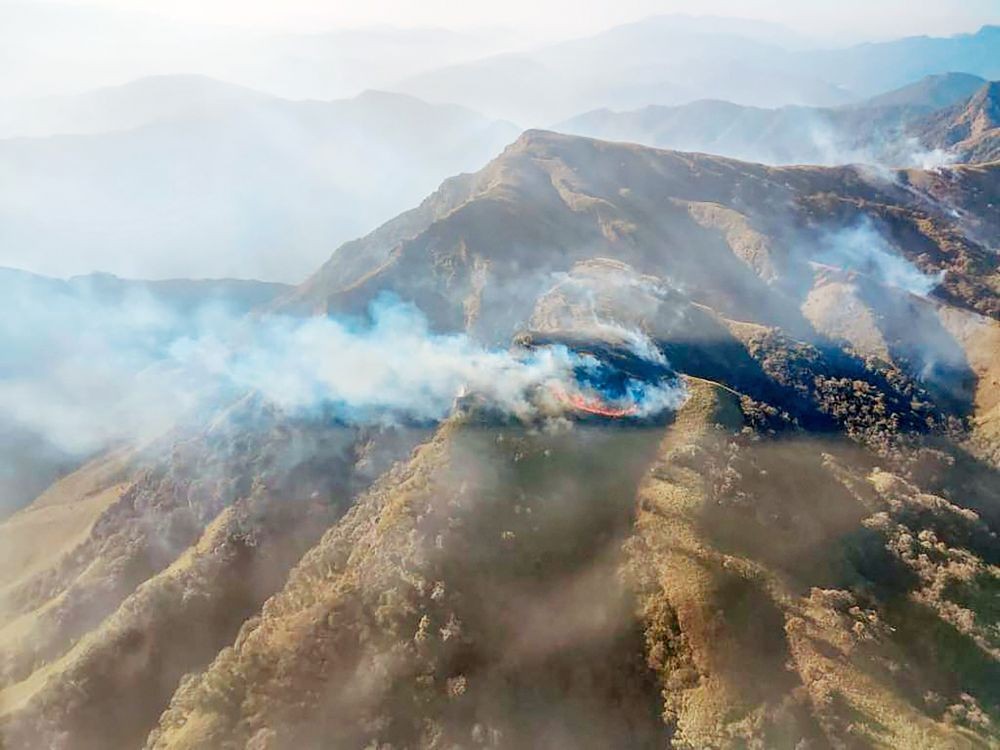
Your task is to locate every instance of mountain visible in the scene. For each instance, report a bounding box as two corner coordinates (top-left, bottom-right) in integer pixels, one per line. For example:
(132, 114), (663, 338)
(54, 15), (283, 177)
(913, 81), (1000, 163)
(797, 25), (1000, 98)
(0, 78), (520, 281)
(555, 76), (1000, 167)
(289, 131), (999, 323)
(393, 15), (853, 125)
(1, 133), (999, 749)
(0, 267), (291, 519)
(858, 72), (987, 111)
(392, 20), (1000, 125)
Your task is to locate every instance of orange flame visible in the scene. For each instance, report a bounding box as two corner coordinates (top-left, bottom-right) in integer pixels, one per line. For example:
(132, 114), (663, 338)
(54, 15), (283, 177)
(550, 383), (639, 418)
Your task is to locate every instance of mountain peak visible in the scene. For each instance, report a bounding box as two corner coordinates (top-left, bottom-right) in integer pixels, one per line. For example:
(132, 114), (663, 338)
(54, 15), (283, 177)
(958, 80), (1000, 137)
(511, 127), (561, 146)
(860, 71), (987, 110)
(969, 79), (1000, 109)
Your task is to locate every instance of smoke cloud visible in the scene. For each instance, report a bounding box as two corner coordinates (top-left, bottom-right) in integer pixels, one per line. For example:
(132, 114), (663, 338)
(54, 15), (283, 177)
(206, 298), (582, 422)
(1, 287), (685, 474)
(818, 220), (944, 297)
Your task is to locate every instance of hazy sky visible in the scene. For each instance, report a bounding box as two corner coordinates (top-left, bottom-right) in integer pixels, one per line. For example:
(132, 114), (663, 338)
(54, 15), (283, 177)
(1, 0), (997, 281)
(18, 0), (1000, 39)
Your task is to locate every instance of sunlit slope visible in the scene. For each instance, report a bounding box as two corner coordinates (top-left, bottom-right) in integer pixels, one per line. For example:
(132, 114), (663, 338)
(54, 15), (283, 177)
(288, 130), (999, 328)
(143, 377), (999, 749)
(148, 251), (999, 747)
(286, 130), (999, 462)
(145, 417), (673, 748)
(628, 382), (997, 749)
(1, 131), (997, 749)
(0, 401), (427, 749)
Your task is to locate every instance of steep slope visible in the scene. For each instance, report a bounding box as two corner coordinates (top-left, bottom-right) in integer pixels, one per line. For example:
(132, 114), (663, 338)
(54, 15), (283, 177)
(143, 366), (999, 748)
(2, 132), (998, 749)
(288, 130), (998, 325)
(914, 81), (1000, 163)
(625, 380), (998, 749)
(0, 398), (429, 749)
(145, 417), (673, 749)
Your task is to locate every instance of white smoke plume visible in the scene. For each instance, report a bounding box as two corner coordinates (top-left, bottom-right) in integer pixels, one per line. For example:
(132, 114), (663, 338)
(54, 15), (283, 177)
(1, 288), (685, 468)
(818, 220), (945, 297)
(200, 298), (583, 423)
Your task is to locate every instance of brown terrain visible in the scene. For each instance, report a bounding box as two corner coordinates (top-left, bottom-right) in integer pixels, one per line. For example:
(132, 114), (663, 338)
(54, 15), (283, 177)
(1, 131), (998, 749)
(914, 81), (1000, 164)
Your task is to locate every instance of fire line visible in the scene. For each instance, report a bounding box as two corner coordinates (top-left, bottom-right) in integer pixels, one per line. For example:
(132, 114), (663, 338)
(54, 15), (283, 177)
(550, 383), (639, 418)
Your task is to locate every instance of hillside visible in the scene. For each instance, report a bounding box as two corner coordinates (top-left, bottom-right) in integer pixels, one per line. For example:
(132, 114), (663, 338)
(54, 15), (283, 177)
(798, 25), (1000, 98)
(913, 81), (1000, 163)
(859, 72), (987, 111)
(556, 76), (1000, 167)
(0, 268), (291, 518)
(289, 130), (999, 323)
(1, 133), (998, 749)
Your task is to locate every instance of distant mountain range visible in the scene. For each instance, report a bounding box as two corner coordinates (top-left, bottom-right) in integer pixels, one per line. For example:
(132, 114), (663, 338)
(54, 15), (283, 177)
(393, 15), (855, 124)
(799, 24), (1000, 97)
(556, 74), (1000, 166)
(391, 20), (1000, 124)
(0, 78), (519, 281)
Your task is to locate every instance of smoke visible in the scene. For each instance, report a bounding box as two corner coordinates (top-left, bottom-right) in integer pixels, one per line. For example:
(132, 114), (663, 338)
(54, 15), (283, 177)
(205, 298), (581, 422)
(818, 220), (944, 297)
(561, 104), (966, 172)
(0, 275), (219, 456)
(896, 139), (957, 171)
(0, 286), (685, 471)
(0, 93), (519, 282)
(803, 127), (960, 171)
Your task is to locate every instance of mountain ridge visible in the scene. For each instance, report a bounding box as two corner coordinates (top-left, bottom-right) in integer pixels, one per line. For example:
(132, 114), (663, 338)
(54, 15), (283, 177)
(392, 22), (1000, 124)
(1, 130), (998, 749)
(555, 76), (1000, 167)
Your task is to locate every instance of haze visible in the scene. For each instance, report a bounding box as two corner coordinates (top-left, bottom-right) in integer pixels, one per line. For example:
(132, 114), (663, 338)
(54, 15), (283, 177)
(1, 0), (998, 282)
(16, 0), (1000, 38)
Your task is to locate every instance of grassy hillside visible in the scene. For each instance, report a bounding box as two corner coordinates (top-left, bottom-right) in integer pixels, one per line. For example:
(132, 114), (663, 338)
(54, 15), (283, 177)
(2, 132), (997, 748)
